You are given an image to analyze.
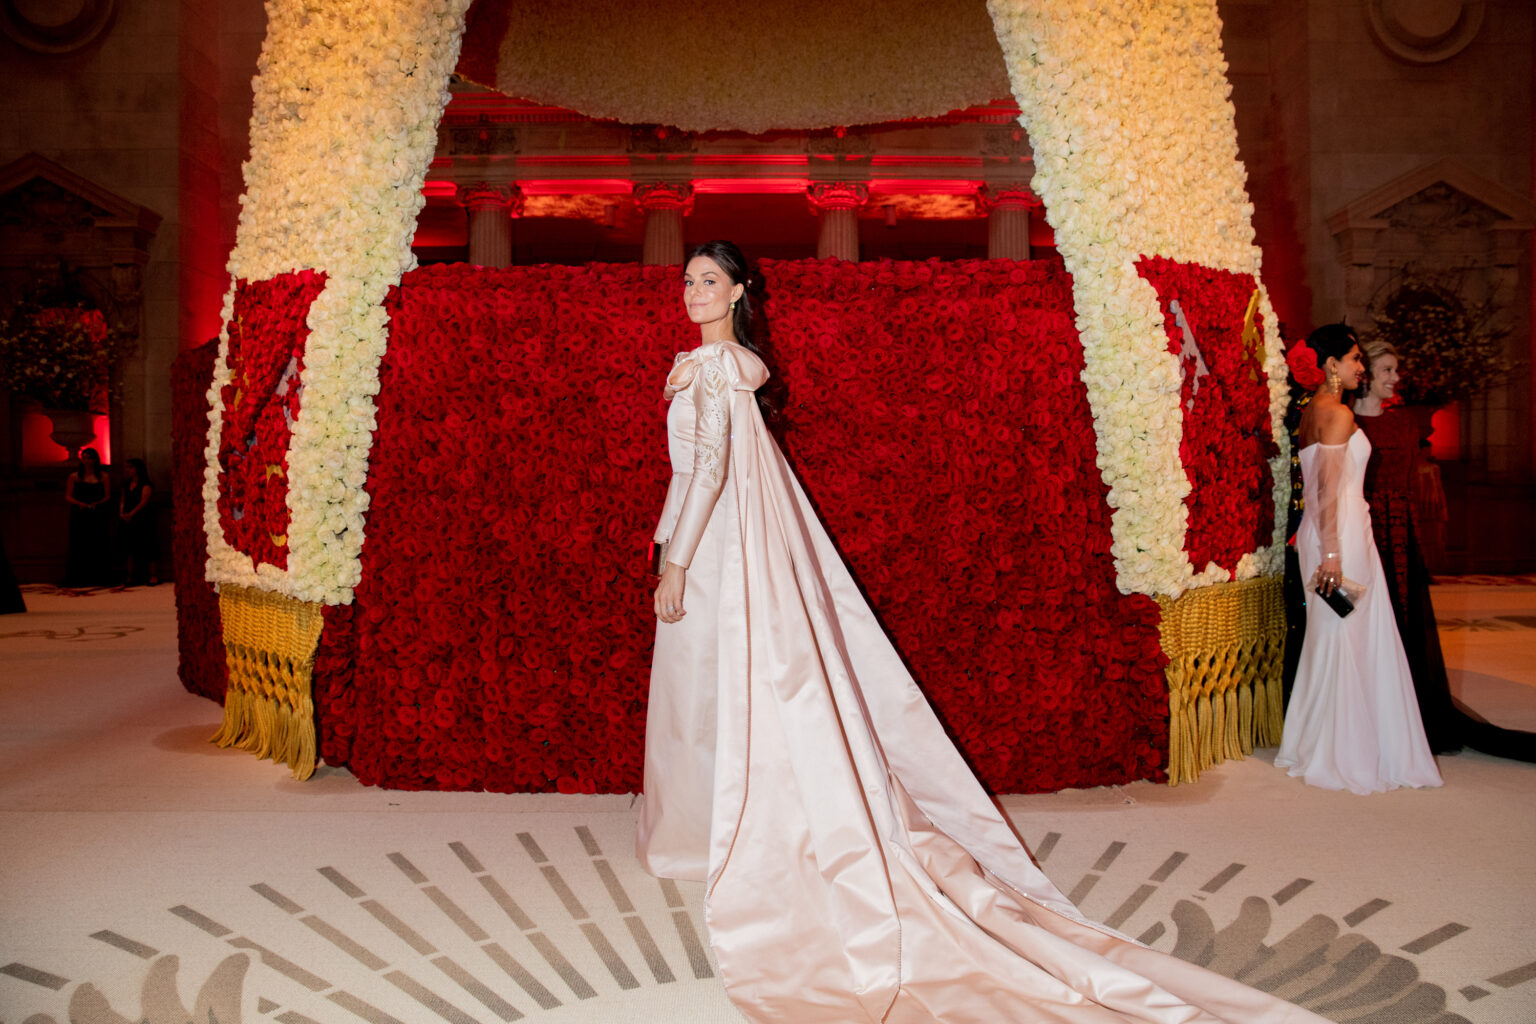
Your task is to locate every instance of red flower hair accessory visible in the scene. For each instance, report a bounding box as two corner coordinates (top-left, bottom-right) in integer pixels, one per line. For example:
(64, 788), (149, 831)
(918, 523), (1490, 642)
(1286, 339), (1324, 390)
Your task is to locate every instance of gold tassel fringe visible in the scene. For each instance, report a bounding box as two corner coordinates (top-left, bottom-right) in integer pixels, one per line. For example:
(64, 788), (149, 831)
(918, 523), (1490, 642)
(212, 584), (325, 780)
(1157, 575), (1286, 786)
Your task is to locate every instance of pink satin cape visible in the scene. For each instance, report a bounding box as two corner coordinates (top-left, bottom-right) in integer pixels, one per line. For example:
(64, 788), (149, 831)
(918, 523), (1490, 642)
(639, 342), (1328, 1024)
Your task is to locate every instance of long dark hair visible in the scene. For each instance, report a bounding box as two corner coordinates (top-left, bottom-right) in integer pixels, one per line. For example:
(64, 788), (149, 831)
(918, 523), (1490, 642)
(125, 457), (148, 488)
(1307, 322), (1359, 367)
(686, 239), (785, 421)
(687, 240), (761, 355)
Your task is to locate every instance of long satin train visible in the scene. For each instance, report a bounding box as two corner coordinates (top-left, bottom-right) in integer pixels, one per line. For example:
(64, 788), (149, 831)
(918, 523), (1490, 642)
(642, 342), (1328, 1023)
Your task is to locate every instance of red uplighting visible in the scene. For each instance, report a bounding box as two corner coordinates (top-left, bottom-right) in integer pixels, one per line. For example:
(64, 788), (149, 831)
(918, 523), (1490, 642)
(21, 411), (111, 467)
(1429, 405), (1460, 461)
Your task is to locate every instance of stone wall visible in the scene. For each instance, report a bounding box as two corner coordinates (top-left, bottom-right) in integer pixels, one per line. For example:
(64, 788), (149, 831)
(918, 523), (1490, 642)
(0, 0), (264, 581)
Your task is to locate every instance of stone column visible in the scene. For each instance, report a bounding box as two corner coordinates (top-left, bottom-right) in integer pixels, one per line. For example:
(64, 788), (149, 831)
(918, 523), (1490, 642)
(808, 182), (869, 261)
(463, 183), (522, 268)
(634, 182), (695, 266)
(979, 185), (1037, 260)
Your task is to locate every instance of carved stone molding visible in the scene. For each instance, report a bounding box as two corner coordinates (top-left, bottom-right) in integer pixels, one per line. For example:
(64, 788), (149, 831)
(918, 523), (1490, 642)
(0, 178), (105, 240)
(447, 120), (520, 157)
(0, 153), (161, 279)
(806, 180), (869, 213)
(460, 182), (525, 218)
(1328, 159), (1534, 316)
(632, 181), (695, 215)
(0, 0), (116, 55)
(1365, 0), (1484, 65)
(977, 184), (1039, 214)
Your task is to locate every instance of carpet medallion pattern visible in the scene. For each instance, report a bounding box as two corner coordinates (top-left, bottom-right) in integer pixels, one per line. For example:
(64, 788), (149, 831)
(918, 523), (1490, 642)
(3, 588), (1534, 1024)
(5, 821), (1533, 1024)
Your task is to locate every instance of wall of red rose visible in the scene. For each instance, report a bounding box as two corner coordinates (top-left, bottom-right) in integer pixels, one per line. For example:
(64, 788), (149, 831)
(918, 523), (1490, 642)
(172, 258), (1177, 794)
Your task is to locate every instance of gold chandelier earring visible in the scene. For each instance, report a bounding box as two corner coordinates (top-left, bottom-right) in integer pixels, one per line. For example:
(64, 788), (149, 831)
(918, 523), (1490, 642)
(1325, 366), (1342, 394)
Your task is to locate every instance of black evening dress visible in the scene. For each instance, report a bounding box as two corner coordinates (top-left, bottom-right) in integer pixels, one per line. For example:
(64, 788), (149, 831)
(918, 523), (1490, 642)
(65, 476), (114, 587)
(120, 482), (160, 584)
(1358, 408), (1536, 762)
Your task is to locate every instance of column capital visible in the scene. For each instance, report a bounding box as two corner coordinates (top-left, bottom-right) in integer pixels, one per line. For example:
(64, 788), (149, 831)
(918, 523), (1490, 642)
(977, 184), (1039, 214)
(460, 182), (525, 217)
(807, 180), (869, 213)
(633, 180), (695, 215)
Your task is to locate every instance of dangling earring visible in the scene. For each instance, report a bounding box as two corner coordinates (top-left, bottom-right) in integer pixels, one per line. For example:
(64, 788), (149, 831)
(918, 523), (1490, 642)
(730, 300), (737, 311)
(1325, 366), (1342, 394)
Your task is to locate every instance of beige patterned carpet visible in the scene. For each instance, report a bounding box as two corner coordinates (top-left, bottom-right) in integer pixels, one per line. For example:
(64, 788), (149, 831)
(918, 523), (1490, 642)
(2, 584), (1534, 1024)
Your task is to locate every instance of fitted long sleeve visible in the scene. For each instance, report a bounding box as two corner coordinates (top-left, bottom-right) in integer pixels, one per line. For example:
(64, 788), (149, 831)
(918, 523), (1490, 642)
(666, 359), (732, 569)
(1308, 440), (1348, 584)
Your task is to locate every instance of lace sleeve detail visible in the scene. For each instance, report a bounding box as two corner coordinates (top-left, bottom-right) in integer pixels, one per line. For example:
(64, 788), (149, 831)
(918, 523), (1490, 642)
(691, 358), (731, 488)
(664, 357), (734, 570)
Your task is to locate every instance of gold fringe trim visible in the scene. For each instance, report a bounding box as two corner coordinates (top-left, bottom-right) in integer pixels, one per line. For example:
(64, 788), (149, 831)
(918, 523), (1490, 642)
(211, 584), (324, 780)
(1157, 576), (1286, 786)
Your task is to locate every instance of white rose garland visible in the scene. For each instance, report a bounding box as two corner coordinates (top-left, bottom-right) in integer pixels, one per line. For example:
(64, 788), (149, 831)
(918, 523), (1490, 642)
(203, 0), (472, 605)
(986, 0), (1288, 597)
(205, 0), (1287, 605)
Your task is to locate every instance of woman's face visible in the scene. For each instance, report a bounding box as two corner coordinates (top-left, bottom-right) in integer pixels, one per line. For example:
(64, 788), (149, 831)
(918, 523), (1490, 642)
(1368, 353), (1399, 400)
(1329, 345), (1365, 391)
(81, 450), (100, 470)
(682, 256), (743, 330)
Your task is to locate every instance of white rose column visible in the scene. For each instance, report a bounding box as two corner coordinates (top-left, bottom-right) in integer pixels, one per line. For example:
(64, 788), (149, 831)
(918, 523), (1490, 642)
(203, 0), (473, 778)
(985, 0), (1288, 783)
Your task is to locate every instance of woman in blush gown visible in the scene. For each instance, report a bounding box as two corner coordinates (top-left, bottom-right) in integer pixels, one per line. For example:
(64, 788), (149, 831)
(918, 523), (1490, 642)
(1276, 324), (1442, 795)
(637, 239), (1329, 1023)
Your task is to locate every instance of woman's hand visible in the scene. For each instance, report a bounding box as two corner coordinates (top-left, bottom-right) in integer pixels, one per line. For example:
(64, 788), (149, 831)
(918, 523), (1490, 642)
(1314, 553), (1342, 595)
(653, 563), (687, 623)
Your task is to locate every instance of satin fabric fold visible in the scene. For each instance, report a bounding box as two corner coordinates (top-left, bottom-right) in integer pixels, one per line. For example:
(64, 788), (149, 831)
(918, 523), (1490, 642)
(640, 342), (1328, 1023)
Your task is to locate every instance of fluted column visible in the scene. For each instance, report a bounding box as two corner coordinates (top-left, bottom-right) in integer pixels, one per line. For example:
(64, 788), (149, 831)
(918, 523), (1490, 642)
(979, 185), (1037, 261)
(634, 181), (695, 266)
(808, 181), (869, 262)
(463, 183), (523, 268)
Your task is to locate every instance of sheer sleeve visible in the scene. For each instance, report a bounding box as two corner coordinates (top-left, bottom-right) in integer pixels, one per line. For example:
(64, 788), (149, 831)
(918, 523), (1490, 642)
(666, 358), (732, 570)
(1309, 442), (1348, 585)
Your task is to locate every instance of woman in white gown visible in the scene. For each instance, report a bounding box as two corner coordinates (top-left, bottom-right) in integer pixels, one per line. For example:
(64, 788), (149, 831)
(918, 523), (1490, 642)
(1276, 323), (1442, 795)
(639, 240), (1329, 1023)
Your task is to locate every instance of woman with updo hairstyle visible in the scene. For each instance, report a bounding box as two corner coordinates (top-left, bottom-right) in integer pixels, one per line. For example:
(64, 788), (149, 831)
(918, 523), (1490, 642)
(1354, 341), (1536, 761)
(637, 239), (1329, 1022)
(1275, 323), (1441, 793)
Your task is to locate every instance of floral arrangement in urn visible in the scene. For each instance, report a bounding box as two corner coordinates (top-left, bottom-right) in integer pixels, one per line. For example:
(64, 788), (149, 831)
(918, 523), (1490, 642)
(1366, 274), (1512, 407)
(0, 304), (126, 411)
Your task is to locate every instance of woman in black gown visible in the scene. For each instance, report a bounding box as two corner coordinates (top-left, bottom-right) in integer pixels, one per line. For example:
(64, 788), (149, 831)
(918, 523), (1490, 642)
(65, 447), (114, 587)
(1354, 341), (1536, 762)
(118, 458), (159, 586)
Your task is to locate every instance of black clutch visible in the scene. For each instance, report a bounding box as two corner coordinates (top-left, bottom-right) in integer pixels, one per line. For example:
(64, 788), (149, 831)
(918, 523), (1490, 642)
(1314, 583), (1356, 618)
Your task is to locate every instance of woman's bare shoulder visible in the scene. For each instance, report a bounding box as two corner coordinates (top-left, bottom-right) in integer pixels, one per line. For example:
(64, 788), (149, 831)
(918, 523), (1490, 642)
(1313, 401), (1356, 444)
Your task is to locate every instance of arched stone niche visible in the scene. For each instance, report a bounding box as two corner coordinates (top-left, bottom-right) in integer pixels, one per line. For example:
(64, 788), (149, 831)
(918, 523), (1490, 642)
(1327, 158), (1534, 477)
(0, 153), (161, 454)
(0, 152), (160, 579)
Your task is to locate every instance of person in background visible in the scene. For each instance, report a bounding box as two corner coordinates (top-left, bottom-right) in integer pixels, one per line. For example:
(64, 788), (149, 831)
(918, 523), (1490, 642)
(64, 447), (113, 587)
(118, 457), (160, 587)
(1354, 340), (1535, 761)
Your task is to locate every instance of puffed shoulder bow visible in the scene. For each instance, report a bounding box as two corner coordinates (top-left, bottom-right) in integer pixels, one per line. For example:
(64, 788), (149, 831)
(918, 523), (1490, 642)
(664, 340), (770, 400)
